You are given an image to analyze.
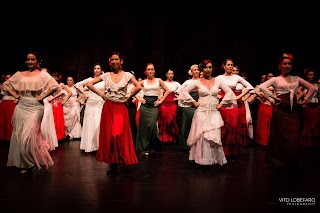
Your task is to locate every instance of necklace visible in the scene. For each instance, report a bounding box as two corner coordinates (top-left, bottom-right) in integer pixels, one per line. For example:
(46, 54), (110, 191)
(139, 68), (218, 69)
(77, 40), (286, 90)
(112, 71), (122, 81)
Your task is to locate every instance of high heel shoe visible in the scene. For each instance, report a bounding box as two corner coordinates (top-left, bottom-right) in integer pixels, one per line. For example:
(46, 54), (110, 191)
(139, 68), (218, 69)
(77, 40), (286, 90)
(106, 163), (118, 176)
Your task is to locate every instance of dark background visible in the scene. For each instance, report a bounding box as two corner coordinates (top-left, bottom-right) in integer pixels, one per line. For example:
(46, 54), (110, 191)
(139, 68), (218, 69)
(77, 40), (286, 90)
(1, 2), (319, 86)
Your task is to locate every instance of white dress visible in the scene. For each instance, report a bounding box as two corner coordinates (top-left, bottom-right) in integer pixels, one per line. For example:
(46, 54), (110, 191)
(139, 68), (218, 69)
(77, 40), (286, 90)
(63, 86), (82, 139)
(41, 95), (58, 151)
(3, 71), (60, 170)
(178, 78), (237, 165)
(75, 77), (105, 152)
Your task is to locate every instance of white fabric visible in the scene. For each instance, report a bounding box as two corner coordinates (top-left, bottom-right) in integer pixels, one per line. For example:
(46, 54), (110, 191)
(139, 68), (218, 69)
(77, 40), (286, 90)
(215, 74), (254, 91)
(63, 86), (82, 138)
(176, 79), (199, 94)
(178, 78), (236, 165)
(244, 100), (253, 139)
(258, 76), (317, 111)
(78, 79), (105, 152)
(163, 81), (181, 92)
(101, 72), (133, 102)
(4, 71), (59, 170)
(302, 84), (319, 104)
(143, 78), (160, 96)
(41, 97), (58, 151)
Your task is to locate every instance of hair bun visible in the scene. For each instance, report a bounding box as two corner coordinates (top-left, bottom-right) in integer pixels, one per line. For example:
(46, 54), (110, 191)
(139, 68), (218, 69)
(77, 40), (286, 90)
(283, 53), (293, 60)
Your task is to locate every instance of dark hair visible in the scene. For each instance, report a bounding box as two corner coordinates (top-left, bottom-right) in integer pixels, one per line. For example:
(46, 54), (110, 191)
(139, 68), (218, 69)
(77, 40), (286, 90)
(93, 62), (103, 71)
(28, 51), (43, 67)
(108, 51), (122, 71)
(303, 68), (315, 82)
(278, 53), (293, 65)
(240, 72), (247, 79)
(51, 72), (62, 83)
(222, 58), (233, 67)
(199, 59), (214, 71)
(110, 51), (121, 58)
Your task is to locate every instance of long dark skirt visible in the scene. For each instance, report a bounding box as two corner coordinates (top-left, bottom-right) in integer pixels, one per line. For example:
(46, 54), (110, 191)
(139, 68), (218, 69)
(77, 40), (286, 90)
(179, 91), (199, 151)
(266, 93), (303, 169)
(126, 98), (137, 147)
(136, 96), (163, 152)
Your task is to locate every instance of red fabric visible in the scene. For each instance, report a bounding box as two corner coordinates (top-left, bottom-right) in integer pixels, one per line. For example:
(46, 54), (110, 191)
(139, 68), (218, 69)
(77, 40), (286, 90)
(255, 104), (273, 146)
(300, 102), (320, 147)
(237, 98), (249, 146)
(219, 90), (242, 157)
(52, 100), (66, 140)
(0, 100), (15, 141)
(158, 92), (180, 143)
(97, 100), (138, 165)
(135, 100), (140, 128)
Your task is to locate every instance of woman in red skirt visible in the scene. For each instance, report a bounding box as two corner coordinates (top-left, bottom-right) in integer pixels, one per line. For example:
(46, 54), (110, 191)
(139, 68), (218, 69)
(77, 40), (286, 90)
(299, 68), (320, 147)
(50, 72), (72, 141)
(258, 53), (317, 173)
(87, 51), (142, 175)
(215, 59), (254, 157)
(255, 73), (274, 146)
(158, 69), (181, 144)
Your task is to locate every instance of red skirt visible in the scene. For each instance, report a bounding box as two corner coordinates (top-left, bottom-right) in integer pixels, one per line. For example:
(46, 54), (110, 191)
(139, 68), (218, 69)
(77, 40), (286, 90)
(300, 102), (320, 147)
(0, 100), (15, 141)
(97, 100), (138, 165)
(255, 103), (273, 146)
(219, 90), (246, 157)
(237, 98), (249, 146)
(158, 92), (180, 143)
(52, 100), (66, 140)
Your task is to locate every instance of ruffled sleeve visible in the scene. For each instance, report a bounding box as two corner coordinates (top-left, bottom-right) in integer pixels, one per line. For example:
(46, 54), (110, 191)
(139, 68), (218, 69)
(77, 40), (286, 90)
(2, 71), (23, 92)
(218, 80), (237, 105)
(3, 71), (60, 95)
(74, 77), (92, 90)
(258, 77), (277, 97)
(298, 77), (317, 101)
(42, 71), (61, 94)
(177, 80), (198, 107)
(237, 75), (254, 91)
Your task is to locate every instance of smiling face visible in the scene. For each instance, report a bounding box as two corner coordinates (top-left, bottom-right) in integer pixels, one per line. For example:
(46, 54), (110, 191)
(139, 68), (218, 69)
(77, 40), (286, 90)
(109, 54), (122, 71)
(25, 53), (39, 70)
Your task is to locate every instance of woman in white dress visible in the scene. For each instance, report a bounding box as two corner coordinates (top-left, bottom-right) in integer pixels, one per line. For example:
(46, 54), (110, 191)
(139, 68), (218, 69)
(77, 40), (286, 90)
(39, 68), (59, 151)
(2, 51), (61, 174)
(75, 63), (105, 152)
(178, 59), (237, 165)
(63, 76), (82, 140)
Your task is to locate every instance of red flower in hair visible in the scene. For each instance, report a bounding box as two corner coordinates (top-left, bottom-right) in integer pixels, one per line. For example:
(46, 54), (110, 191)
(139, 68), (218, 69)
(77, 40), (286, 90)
(283, 53), (293, 60)
(144, 70), (148, 76)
